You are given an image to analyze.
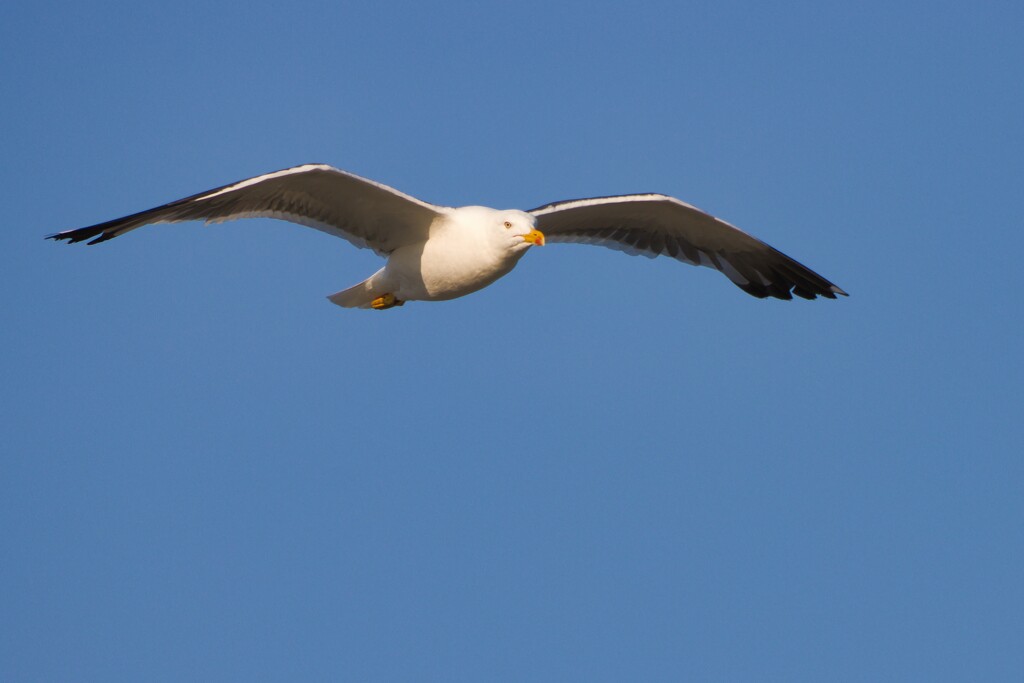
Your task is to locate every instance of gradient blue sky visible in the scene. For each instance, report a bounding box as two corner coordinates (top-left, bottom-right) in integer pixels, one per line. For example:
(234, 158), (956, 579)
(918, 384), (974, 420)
(3, 1), (1022, 680)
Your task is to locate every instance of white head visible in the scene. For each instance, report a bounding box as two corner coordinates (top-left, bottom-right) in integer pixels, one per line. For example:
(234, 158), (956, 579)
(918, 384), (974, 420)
(497, 209), (545, 252)
(449, 206), (545, 254)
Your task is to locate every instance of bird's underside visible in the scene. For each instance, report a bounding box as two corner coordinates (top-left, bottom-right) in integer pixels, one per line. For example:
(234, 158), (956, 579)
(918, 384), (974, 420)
(47, 163), (847, 308)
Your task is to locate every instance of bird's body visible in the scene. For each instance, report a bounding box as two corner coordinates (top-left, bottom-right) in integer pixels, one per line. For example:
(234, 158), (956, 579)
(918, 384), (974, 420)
(327, 206), (541, 308)
(48, 164), (846, 308)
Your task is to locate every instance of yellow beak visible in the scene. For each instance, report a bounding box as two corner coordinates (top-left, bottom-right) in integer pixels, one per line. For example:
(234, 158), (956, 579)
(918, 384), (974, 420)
(522, 228), (545, 246)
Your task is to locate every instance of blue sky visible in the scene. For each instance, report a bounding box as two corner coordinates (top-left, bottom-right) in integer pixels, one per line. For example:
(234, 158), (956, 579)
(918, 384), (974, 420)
(2, 1), (1022, 680)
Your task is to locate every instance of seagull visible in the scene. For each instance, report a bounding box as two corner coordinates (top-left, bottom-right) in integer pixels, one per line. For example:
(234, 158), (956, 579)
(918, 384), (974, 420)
(47, 163), (847, 309)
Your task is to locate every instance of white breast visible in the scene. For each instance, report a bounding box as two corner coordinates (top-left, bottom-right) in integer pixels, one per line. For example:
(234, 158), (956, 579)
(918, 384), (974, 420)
(384, 208), (526, 302)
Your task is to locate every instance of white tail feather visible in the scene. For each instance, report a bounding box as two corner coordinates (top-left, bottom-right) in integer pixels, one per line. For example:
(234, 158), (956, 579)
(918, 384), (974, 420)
(326, 268), (386, 309)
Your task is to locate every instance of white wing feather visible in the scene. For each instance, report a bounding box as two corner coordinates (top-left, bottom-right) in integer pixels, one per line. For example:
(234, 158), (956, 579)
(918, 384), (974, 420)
(48, 164), (444, 257)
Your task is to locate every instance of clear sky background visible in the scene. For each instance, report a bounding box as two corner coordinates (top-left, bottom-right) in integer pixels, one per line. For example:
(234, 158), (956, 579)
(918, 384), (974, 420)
(2, 1), (1022, 680)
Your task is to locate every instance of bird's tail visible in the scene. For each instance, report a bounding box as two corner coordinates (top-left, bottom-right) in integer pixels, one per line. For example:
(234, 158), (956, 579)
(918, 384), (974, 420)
(326, 268), (387, 309)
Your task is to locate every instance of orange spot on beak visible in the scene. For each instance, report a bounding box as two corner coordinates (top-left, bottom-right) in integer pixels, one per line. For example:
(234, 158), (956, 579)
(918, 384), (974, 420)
(523, 229), (545, 246)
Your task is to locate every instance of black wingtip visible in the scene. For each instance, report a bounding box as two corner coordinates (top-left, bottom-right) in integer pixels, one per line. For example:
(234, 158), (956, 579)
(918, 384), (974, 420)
(739, 278), (847, 301)
(45, 224), (113, 245)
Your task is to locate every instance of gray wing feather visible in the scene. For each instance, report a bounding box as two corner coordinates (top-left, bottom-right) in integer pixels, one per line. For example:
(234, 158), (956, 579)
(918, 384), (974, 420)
(530, 194), (846, 300)
(47, 164), (443, 257)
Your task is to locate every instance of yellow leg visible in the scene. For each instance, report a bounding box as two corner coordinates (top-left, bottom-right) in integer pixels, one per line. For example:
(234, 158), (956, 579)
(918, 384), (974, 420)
(370, 293), (404, 310)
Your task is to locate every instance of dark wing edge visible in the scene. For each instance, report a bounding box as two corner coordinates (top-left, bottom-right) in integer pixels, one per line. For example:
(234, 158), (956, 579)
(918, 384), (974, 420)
(46, 164), (443, 256)
(530, 194), (847, 301)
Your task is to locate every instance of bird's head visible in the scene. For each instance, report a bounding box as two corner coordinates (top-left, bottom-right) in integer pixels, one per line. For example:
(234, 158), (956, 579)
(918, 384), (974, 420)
(445, 206), (545, 257)
(495, 210), (545, 252)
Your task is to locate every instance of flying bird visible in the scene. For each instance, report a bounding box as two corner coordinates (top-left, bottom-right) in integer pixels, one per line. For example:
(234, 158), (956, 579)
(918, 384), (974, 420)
(47, 164), (847, 309)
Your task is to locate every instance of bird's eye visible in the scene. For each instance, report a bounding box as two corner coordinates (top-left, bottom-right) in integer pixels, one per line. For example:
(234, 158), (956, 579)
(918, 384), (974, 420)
(503, 221), (512, 229)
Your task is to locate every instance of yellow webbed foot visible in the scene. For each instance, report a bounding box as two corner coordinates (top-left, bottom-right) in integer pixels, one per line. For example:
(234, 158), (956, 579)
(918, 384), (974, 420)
(370, 293), (404, 310)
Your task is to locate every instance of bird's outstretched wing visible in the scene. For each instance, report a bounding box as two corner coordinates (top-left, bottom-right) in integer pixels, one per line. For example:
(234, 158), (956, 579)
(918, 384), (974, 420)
(47, 164), (444, 257)
(530, 194), (846, 300)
